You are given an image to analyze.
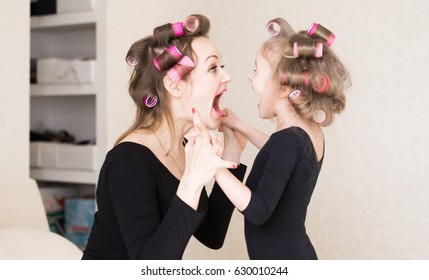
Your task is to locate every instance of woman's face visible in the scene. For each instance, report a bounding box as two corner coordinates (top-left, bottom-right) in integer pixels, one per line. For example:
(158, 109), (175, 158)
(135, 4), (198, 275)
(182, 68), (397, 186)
(184, 37), (232, 130)
(248, 50), (277, 119)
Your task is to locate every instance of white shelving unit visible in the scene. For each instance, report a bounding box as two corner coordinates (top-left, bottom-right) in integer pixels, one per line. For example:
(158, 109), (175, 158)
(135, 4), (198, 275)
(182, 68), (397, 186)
(30, 4), (105, 185)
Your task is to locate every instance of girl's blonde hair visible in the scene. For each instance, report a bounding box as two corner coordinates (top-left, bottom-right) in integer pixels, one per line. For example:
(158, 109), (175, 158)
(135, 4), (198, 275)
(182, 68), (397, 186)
(261, 18), (351, 126)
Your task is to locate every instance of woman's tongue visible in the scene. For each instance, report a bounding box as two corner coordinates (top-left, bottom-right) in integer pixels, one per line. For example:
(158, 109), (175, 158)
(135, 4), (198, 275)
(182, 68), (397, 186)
(212, 95), (222, 117)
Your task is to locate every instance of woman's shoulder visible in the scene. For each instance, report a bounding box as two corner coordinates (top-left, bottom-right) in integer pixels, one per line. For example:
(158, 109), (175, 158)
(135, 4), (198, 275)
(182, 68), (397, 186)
(106, 142), (156, 164)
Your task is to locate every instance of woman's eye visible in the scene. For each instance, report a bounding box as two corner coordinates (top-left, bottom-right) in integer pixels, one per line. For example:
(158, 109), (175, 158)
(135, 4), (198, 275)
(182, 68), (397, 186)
(209, 65), (218, 72)
(220, 64), (225, 69)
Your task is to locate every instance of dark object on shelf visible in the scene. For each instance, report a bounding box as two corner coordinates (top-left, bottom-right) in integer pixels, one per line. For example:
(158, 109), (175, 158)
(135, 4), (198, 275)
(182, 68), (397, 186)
(30, 58), (37, 84)
(30, 0), (56, 16)
(30, 129), (76, 143)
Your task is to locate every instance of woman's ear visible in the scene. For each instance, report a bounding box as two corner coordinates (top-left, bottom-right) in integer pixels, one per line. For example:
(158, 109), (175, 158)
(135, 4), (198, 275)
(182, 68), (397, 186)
(163, 75), (183, 98)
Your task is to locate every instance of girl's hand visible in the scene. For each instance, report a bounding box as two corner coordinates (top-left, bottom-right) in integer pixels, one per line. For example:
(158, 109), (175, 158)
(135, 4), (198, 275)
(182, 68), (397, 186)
(219, 124), (247, 163)
(219, 108), (242, 131)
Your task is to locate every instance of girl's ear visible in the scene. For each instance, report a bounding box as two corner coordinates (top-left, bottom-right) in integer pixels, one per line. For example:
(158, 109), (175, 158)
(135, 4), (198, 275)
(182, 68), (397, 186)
(163, 75), (183, 98)
(279, 86), (291, 98)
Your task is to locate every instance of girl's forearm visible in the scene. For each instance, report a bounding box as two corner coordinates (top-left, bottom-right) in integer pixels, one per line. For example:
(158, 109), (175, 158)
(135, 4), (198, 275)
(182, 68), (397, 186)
(215, 168), (251, 211)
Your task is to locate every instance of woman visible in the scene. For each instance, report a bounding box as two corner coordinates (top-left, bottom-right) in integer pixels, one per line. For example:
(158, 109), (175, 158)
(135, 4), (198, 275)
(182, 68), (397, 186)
(82, 14), (246, 260)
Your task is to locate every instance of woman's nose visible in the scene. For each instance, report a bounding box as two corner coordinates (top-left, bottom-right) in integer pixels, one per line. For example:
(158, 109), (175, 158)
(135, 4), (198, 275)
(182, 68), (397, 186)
(222, 69), (232, 83)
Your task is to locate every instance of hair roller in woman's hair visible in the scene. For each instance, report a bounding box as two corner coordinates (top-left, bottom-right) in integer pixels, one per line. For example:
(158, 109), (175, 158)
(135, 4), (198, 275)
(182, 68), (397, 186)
(184, 15), (199, 33)
(313, 109), (327, 123)
(144, 95), (158, 108)
(172, 22), (185, 37)
(267, 22), (281, 36)
(167, 56), (195, 82)
(153, 45), (183, 71)
(312, 74), (330, 94)
(167, 45), (182, 59)
(126, 55), (138, 66)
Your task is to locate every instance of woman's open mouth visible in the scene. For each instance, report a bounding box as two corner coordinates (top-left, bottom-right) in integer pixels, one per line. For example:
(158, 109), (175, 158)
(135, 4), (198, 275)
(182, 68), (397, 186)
(212, 89), (226, 117)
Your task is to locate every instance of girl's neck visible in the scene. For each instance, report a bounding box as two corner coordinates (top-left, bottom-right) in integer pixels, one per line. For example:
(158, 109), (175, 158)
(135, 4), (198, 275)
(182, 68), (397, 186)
(275, 111), (299, 131)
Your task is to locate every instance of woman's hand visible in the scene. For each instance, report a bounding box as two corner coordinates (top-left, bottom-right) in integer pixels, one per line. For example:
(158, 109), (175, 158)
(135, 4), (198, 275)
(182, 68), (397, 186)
(183, 109), (237, 186)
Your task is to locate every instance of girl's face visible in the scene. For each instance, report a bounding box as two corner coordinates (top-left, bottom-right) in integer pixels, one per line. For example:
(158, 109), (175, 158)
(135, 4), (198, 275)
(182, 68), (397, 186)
(248, 50), (277, 119)
(184, 37), (232, 130)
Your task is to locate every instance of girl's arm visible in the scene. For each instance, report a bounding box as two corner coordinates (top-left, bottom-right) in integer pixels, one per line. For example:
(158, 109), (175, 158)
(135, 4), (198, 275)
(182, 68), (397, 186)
(221, 108), (269, 150)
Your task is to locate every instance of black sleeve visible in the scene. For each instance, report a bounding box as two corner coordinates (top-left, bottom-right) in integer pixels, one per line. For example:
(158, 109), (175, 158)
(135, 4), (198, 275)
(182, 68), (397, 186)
(193, 164), (247, 249)
(106, 151), (205, 259)
(241, 137), (298, 225)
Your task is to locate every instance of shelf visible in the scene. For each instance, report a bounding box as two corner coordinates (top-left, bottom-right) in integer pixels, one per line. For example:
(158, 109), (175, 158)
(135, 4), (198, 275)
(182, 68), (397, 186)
(30, 168), (98, 184)
(30, 84), (96, 97)
(31, 12), (96, 31)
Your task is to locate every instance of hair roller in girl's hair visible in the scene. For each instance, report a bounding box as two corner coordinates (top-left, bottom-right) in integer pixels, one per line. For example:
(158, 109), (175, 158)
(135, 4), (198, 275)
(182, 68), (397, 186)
(307, 23), (336, 46)
(313, 109), (327, 124)
(289, 90), (303, 100)
(315, 42), (323, 58)
(267, 22), (281, 36)
(312, 74), (330, 94)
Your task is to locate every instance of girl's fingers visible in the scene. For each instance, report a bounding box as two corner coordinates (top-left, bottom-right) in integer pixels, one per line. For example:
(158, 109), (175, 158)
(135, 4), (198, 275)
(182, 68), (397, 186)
(219, 158), (238, 169)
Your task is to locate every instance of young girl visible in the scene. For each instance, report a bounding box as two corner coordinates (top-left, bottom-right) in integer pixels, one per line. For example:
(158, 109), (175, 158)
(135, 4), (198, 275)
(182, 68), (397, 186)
(82, 14), (246, 260)
(193, 18), (351, 259)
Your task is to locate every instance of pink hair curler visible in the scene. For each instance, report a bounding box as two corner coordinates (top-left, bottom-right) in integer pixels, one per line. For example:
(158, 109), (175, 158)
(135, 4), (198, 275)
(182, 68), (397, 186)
(293, 42), (299, 57)
(307, 22), (336, 46)
(313, 109), (326, 124)
(267, 22), (281, 36)
(315, 42), (323, 58)
(307, 23), (318, 35)
(153, 58), (162, 71)
(144, 95), (158, 107)
(184, 15), (199, 33)
(172, 22), (185, 37)
(167, 45), (182, 59)
(153, 45), (183, 72)
(326, 34), (336, 46)
(126, 55), (138, 66)
(167, 56), (195, 82)
(312, 74), (330, 94)
(303, 71), (310, 86)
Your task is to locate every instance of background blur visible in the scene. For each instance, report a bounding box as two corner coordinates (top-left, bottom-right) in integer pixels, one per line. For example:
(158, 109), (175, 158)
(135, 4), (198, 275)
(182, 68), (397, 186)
(1, 0), (429, 259)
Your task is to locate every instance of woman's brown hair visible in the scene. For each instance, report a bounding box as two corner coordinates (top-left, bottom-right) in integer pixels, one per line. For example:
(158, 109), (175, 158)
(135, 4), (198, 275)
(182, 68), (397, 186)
(115, 14), (211, 146)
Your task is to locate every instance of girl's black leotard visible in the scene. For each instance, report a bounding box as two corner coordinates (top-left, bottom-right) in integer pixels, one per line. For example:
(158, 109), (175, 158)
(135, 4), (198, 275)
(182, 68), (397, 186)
(242, 127), (322, 260)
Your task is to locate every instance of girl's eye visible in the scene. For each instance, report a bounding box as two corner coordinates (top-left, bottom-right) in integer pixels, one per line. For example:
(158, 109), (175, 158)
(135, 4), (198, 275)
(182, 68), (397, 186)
(220, 64), (225, 69)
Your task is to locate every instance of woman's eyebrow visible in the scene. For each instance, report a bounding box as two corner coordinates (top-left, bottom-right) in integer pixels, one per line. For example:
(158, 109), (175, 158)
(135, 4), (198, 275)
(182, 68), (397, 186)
(205, 54), (219, 62)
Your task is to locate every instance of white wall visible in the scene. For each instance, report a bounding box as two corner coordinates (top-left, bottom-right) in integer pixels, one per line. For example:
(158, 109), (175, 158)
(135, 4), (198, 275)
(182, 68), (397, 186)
(1, 0), (428, 259)
(0, 1), (29, 179)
